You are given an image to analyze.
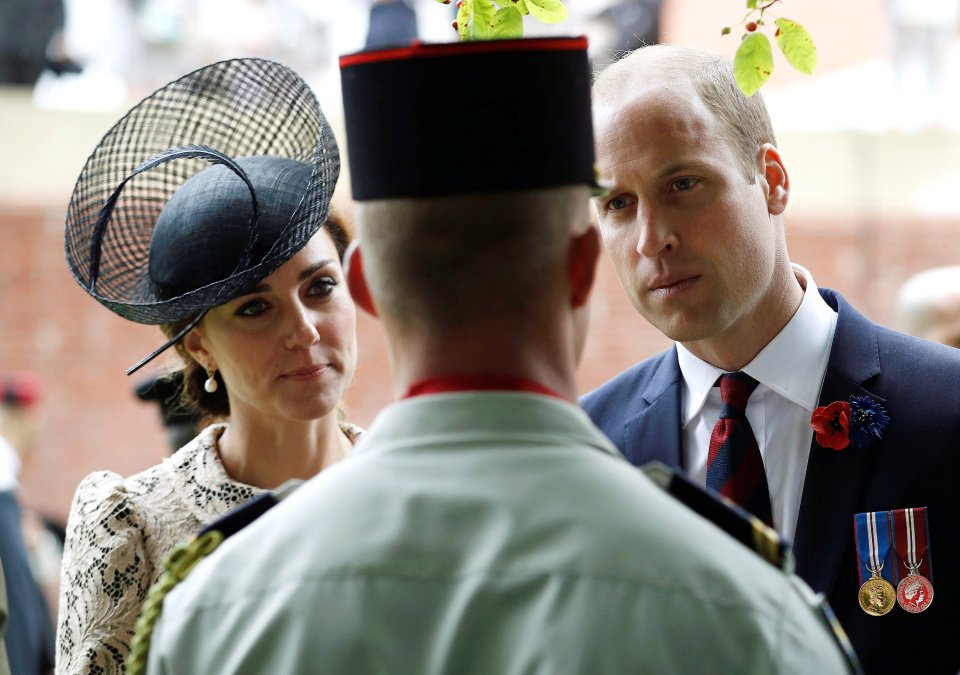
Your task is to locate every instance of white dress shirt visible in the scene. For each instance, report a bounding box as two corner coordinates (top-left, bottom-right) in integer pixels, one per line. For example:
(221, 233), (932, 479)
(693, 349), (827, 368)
(0, 435), (19, 492)
(678, 265), (838, 542)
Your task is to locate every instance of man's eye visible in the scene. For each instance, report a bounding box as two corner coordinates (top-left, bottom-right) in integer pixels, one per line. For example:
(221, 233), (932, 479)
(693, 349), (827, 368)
(308, 277), (337, 298)
(672, 177), (699, 192)
(236, 299), (268, 317)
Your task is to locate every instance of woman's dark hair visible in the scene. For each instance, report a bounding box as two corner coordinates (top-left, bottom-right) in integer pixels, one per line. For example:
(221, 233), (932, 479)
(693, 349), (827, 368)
(160, 209), (352, 419)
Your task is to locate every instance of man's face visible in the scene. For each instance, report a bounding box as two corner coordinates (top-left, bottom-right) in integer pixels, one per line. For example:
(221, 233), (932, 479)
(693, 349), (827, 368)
(593, 78), (787, 355)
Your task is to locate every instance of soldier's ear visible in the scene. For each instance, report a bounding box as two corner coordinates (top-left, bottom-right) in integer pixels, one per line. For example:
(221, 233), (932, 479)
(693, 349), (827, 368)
(759, 143), (789, 216)
(344, 241), (378, 318)
(569, 224), (600, 309)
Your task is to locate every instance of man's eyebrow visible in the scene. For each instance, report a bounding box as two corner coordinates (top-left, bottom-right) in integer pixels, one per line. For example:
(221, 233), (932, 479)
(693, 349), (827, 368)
(655, 161), (711, 180)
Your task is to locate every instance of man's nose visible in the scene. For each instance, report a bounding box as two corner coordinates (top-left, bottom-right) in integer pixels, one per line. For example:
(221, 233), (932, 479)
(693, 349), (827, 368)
(635, 207), (677, 258)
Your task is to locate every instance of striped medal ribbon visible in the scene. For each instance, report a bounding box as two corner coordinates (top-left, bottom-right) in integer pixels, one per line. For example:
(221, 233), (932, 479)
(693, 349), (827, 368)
(891, 507), (934, 613)
(854, 511), (896, 616)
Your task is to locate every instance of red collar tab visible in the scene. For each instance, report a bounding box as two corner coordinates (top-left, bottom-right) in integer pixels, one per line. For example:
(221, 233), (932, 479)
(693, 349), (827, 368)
(403, 375), (566, 401)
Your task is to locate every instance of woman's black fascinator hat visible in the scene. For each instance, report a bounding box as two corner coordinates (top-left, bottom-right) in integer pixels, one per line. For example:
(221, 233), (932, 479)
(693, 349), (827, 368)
(64, 58), (339, 374)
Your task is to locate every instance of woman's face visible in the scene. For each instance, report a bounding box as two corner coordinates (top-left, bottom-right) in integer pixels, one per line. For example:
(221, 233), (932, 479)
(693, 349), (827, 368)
(186, 230), (357, 425)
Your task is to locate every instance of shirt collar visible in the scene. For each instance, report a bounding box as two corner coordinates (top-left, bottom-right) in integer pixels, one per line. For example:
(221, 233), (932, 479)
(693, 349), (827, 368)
(0, 434), (20, 491)
(355, 391), (621, 461)
(677, 264), (838, 425)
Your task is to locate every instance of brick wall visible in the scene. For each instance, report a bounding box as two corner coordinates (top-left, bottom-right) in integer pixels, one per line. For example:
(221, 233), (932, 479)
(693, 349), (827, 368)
(5, 202), (960, 523)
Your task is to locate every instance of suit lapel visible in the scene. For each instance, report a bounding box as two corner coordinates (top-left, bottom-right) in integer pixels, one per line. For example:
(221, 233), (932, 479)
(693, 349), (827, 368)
(622, 349), (684, 470)
(793, 289), (883, 595)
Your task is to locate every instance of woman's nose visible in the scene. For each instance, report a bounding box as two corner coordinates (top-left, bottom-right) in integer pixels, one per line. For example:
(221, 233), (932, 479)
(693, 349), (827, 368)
(284, 303), (320, 350)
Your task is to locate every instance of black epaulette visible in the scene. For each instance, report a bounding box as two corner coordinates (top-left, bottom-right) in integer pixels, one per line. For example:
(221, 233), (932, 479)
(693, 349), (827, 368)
(126, 479), (303, 675)
(642, 461), (793, 572)
(643, 463), (862, 674)
(198, 479), (302, 539)
(813, 590), (864, 674)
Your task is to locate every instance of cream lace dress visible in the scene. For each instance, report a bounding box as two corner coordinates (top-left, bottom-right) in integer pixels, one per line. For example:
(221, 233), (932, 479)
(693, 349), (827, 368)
(55, 422), (362, 675)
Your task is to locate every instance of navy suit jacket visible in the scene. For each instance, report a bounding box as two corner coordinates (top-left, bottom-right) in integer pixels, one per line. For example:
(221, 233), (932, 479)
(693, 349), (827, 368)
(582, 289), (960, 675)
(0, 491), (54, 675)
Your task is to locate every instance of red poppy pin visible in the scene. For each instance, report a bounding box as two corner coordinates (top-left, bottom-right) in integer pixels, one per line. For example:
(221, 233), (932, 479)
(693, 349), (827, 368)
(811, 395), (890, 451)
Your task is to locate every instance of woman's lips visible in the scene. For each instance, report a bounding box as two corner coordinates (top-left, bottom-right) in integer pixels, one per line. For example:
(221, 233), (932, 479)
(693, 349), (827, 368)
(280, 364), (329, 380)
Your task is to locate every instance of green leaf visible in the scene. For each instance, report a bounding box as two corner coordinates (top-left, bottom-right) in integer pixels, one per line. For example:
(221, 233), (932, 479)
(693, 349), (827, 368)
(456, 0), (469, 39)
(746, 0), (758, 8)
(492, 0), (525, 9)
(477, 0), (500, 38)
(464, 0), (497, 39)
(468, 19), (493, 40)
(734, 32), (773, 96)
(491, 6), (523, 38)
(525, 0), (567, 24)
(476, 0), (497, 21)
(774, 18), (817, 75)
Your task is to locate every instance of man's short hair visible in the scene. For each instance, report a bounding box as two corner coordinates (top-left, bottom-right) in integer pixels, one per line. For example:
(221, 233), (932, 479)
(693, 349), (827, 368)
(594, 45), (778, 182)
(357, 186), (589, 331)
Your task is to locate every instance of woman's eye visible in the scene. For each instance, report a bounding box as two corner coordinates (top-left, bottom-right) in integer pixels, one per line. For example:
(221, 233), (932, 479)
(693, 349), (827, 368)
(307, 276), (337, 298)
(671, 177), (699, 192)
(236, 299), (269, 317)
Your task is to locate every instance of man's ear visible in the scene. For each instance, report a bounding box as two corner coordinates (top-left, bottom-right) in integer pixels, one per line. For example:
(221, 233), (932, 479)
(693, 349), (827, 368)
(569, 224), (601, 309)
(183, 327), (214, 372)
(344, 241), (378, 318)
(759, 143), (789, 216)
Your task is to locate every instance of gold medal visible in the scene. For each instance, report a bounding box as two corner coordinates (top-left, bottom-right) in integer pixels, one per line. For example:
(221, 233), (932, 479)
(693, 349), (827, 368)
(859, 568), (896, 616)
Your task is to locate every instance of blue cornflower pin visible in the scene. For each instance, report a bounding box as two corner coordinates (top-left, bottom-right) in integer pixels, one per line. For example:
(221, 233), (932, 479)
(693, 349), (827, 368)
(811, 395), (890, 451)
(847, 396), (890, 448)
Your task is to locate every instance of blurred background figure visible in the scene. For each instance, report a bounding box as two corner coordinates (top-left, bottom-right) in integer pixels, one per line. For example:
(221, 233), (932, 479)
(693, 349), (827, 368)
(0, 372), (56, 675)
(0, 0), (79, 86)
(587, 0), (663, 67)
(365, 0), (418, 49)
(886, 0), (960, 127)
(134, 372), (204, 454)
(0, 563), (10, 675)
(894, 265), (960, 347)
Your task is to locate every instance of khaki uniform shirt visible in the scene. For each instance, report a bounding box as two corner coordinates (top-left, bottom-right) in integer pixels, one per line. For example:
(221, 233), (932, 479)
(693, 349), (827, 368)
(148, 392), (851, 674)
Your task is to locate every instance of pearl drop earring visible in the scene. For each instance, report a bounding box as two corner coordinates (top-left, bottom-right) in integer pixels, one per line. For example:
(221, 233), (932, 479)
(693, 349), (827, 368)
(204, 369), (219, 394)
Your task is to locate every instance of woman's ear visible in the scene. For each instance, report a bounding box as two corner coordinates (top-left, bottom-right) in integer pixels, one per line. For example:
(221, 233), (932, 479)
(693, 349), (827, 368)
(183, 327), (214, 372)
(759, 143), (790, 216)
(344, 241), (378, 318)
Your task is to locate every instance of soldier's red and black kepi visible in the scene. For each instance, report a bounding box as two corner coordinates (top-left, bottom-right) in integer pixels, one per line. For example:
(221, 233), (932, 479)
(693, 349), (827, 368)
(339, 37), (598, 200)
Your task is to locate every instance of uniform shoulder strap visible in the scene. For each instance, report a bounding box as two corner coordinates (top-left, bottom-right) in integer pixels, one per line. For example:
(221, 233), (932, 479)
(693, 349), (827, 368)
(126, 480), (303, 674)
(643, 462), (861, 673)
(642, 461), (793, 572)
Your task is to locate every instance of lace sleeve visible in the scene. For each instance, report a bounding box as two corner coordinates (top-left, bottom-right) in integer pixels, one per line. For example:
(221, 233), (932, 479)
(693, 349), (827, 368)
(56, 472), (153, 675)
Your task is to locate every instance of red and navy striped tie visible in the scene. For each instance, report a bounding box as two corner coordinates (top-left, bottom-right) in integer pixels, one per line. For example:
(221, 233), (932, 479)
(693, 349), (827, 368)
(706, 372), (773, 526)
